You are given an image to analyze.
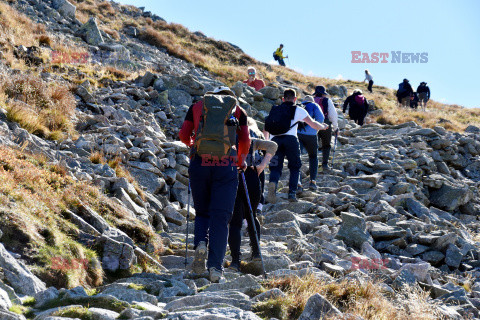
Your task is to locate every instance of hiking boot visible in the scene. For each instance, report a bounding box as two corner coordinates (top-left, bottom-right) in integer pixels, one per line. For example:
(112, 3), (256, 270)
(209, 267), (224, 283)
(288, 192), (298, 202)
(266, 182), (277, 204)
(309, 181), (317, 190)
(228, 261), (240, 272)
(322, 164), (331, 173)
(191, 241), (207, 274)
(296, 183), (303, 195)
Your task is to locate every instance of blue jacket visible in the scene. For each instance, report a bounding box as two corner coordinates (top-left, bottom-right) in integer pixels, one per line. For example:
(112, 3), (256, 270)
(298, 101), (324, 135)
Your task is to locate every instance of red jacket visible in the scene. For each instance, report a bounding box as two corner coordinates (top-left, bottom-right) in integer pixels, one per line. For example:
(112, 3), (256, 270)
(179, 100), (250, 166)
(243, 79), (266, 91)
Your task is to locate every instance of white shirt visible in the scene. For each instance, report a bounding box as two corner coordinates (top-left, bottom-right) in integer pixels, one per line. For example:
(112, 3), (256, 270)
(273, 106), (308, 138)
(365, 73), (373, 82)
(326, 99), (338, 131)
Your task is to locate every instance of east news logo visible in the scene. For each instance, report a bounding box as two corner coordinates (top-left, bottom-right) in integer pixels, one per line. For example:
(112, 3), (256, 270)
(351, 51), (428, 63)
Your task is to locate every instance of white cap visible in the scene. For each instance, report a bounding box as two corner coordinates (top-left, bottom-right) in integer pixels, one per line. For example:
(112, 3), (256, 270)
(206, 86), (236, 96)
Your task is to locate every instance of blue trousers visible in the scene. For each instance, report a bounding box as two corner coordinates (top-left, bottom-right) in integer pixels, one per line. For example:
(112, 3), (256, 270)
(269, 135), (301, 194)
(189, 156), (238, 270)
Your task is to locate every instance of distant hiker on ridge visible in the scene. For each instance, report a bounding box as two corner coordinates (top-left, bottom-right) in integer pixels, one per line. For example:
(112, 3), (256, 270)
(396, 78), (414, 108)
(179, 86), (250, 283)
(273, 44), (287, 67)
(343, 89), (369, 126)
(243, 66), (265, 91)
(364, 69), (374, 93)
(297, 95), (324, 191)
(264, 89), (327, 203)
(417, 82), (431, 111)
(313, 86), (339, 172)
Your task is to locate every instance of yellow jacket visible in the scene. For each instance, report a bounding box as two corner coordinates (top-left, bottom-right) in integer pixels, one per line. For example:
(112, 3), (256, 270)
(274, 47), (284, 59)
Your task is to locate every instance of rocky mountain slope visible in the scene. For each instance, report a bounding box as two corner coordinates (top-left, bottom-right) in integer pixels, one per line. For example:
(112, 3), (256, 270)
(0, 0), (480, 319)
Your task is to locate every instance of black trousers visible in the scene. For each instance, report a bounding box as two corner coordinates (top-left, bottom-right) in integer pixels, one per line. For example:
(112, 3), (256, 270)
(228, 167), (261, 262)
(368, 80), (373, 93)
(318, 125), (333, 166)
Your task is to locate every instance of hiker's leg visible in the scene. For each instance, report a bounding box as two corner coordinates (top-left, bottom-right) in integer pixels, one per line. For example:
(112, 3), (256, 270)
(368, 80), (373, 93)
(285, 136), (302, 194)
(258, 171), (265, 206)
(189, 156), (212, 247)
(242, 168), (262, 256)
(319, 127), (333, 166)
(358, 116), (365, 126)
(269, 136), (285, 185)
(228, 178), (244, 264)
(206, 161), (238, 271)
(279, 59), (285, 67)
(302, 134), (318, 181)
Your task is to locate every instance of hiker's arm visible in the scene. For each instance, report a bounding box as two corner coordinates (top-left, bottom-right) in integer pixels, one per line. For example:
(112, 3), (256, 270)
(178, 105), (196, 146)
(303, 115), (328, 131)
(327, 100), (339, 131)
(342, 97), (350, 113)
(258, 79), (266, 90)
(236, 109), (251, 169)
(427, 87), (431, 99)
(253, 139), (278, 175)
(263, 130), (270, 140)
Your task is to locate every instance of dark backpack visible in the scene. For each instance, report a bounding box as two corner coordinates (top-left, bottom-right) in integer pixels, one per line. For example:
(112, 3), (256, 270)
(353, 95), (366, 109)
(265, 103), (297, 135)
(273, 52), (279, 61)
(193, 94), (237, 158)
(314, 97), (330, 124)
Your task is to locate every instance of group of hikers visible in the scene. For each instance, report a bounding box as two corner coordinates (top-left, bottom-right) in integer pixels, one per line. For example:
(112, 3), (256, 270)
(274, 45), (431, 111)
(178, 66), (373, 282)
(396, 79), (431, 110)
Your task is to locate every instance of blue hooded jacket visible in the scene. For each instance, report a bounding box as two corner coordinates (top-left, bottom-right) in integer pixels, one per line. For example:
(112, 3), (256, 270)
(298, 101), (324, 135)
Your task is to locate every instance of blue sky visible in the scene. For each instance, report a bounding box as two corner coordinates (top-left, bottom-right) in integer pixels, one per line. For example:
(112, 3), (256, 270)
(118, 0), (479, 108)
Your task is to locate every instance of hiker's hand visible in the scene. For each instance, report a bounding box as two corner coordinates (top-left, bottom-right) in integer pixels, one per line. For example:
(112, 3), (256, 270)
(238, 161), (247, 172)
(319, 123), (329, 130)
(256, 163), (266, 175)
(335, 128), (339, 135)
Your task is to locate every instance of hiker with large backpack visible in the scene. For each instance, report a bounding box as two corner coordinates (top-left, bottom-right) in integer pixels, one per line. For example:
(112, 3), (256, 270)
(313, 86), (339, 172)
(297, 95), (324, 191)
(417, 82), (430, 111)
(273, 44), (287, 67)
(178, 86), (251, 283)
(228, 120), (277, 272)
(264, 89), (328, 203)
(342, 89), (369, 126)
(396, 79), (414, 108)
(243, 66), (265, 91)
(364, 69), (374, 93)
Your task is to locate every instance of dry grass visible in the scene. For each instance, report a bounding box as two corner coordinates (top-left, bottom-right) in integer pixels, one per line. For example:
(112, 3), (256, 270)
(254, 275), (442, 320)
(0, 72), (76, 139)
(0, 1), (53, 68)
(0, 146), (163, 289)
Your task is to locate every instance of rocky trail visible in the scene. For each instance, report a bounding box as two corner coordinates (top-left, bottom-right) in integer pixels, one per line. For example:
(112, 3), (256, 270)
(1, 0), (480, 319)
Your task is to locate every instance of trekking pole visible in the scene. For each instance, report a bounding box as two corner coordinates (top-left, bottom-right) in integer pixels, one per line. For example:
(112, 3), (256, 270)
(240, 172), (267, 279)
(184, 180), (191, 270)
(331, 130), (339, 166)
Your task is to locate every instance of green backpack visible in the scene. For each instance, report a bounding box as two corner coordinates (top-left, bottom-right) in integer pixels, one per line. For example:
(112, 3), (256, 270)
(194, 94), (238, 159)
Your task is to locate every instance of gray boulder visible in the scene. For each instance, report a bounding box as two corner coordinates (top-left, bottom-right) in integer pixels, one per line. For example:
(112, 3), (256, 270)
(258, 86), (281, 100)
(100, 236), (136, 271)
(52, 0), (76, 18)
(0, 287), (11, 311)
(79, 17), (104, 46)
(429, 182), (473, 211)
(335, 212), (373, 249)
(0, 243), (46, 296)
(168, 89), (192, 107)
(298, 293), (343, 320)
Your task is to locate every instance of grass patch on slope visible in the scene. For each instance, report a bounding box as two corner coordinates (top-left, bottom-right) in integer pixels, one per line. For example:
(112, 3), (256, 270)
(0, 146), (163, 289)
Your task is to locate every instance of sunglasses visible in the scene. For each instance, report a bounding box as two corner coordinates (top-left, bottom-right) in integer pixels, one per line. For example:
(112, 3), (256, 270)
(248, 72), (255, 75)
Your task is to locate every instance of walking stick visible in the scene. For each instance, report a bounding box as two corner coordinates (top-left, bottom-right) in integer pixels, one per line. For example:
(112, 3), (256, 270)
(241, 172), (267, 279)
(331, 130), (339, 166)
(184, 180), (191, 270)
